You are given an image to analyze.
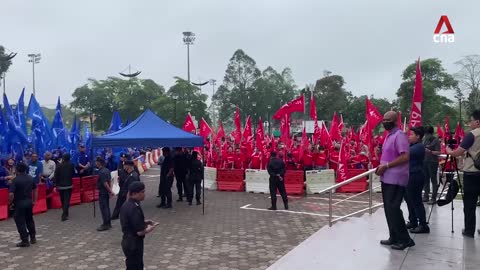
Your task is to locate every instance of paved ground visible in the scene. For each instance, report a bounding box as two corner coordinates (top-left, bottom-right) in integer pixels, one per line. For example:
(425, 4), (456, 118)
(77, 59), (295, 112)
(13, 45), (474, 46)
(0, 167), (382, 270)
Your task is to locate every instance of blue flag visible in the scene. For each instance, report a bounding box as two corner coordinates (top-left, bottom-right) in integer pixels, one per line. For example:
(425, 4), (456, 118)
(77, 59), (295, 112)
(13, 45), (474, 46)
(26, 94), (54, 155)
(52, 97), (68, 148)
(106, 111), (123, 134)
(69, 115), (80, 149)
(16, 88), (28, 135)
(0, 105), (8, 154)
(84, 123), (92, 150)
(3, 94), (28, 144)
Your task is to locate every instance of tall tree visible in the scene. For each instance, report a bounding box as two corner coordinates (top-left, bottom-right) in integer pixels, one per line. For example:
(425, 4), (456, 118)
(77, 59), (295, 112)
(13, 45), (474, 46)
(455, 55), (480, 113)
(313, 74), (352, 121)
(0, 45), (13, 76)
(343, 95), (393, 128)
(396, 58), (458, 126)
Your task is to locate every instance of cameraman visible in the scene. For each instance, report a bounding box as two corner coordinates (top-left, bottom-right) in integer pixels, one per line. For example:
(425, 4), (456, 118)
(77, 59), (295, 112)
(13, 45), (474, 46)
(423, 126), (441, 204)
(447, 110), (480, 238)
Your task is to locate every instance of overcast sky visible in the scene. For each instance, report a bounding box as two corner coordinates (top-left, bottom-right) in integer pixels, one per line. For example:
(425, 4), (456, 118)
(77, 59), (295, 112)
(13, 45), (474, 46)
(1, 0), (478, 108)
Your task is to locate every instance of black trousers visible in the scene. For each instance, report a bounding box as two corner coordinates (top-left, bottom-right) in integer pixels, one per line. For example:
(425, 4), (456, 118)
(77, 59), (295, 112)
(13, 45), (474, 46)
(14, 205), (36, 242)
(111, 192), (127, 219)
(423, 162), (439, 200)
(405, 171), (427, 226)
(381, 182), (411, 244)
(175, 174), (186, 198)
(463, 174), (480, 235)
(186, 177), (202, 202)
(159, 176), (174, 206)
(122, 235), (144, 270)
(99, 194), (111, 226)
(269, 177), (288, 209)
(59, 188), (72, 218)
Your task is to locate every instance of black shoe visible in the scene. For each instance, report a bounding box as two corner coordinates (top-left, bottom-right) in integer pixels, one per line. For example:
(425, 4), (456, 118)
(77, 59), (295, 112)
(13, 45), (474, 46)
(177, 198), (183, 202)
(111, 216), (118, 220)
(477, 201), (480, 207)
(164, 205), (172, 209)
(96, 225), (110, 232)
(188, 202), (192, 206)
(478, 229), (480, 235)
(284, 204), (289, 210)
(462, 229), (474, 238)
(426, 200), (436, 205)
(156, 204), (166, 208)
(268, 207), (277, 211)
(391, 239), (415, 250)
(30, 238), (37, 245)
(196, 201), (202, 205)
(410, 225), (430, 234)
(61, 216), (67, 222)
(406, 222), (417, 229)
(422, 197), (429, 202)
(380, 239), (394, 246)
(16, 241), (30, 248)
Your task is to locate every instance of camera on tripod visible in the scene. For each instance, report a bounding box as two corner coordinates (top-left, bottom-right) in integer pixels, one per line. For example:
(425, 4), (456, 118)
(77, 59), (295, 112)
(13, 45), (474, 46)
(447, 138), (457, 149)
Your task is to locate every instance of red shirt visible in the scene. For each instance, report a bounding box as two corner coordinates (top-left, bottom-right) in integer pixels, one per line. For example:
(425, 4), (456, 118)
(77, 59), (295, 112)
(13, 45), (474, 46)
(225, 153), (235, 169)
(329, 151), (339, 171)
(303, 152), (313, 167)
(286, 158), (297, 170)
(251, 154), (261, 169)
(315, 152), (327, 167)
(371, 155), (380, 168)
(234, 153), (244, 169)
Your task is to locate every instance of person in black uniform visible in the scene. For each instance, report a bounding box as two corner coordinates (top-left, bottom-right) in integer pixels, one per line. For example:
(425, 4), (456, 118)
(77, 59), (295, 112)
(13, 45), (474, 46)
(186, 151), (203, 206)
(9, 162), (37, 247)
(54, 153), (75, 221)
(96, 157), (114, 231)
(157, 147), (174, 209)
(112, 160), (140, 220)
(120, 182), (158, 270)
(111, 154), (129, 220)
(267, 151), (289, 210)
(173, 147), (188, 202)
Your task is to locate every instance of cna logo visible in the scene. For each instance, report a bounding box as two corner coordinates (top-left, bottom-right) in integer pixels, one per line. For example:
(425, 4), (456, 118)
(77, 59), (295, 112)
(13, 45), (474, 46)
(433, 15), (454, 43)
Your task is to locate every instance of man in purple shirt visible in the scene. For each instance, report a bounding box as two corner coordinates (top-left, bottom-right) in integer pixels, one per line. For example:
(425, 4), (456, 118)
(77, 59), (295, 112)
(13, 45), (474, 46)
(375, 111), (414, 250)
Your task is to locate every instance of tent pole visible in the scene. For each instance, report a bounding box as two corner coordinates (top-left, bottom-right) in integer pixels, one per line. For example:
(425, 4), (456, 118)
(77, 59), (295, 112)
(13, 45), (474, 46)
(91, 147), (96, 218)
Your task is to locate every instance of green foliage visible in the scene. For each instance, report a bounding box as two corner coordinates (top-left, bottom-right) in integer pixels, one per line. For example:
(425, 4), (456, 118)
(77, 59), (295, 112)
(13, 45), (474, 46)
(313, 74), (353, 121)
(396, 58), (459, 126)
(152, 77), (210, 127)
(342, 95), (393, 128)
(214, 49), (297, 128)
(0, 45), (13, 78)
(455, 55), (480, 114)
(41, 105), (76, 127)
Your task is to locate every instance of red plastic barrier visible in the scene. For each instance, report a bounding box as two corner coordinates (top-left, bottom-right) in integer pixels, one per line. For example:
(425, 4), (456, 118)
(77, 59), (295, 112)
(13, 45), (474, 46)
(336, 169), (368, 193)
(284, 171), (305, 195)
(217, 169), (245, 191)
(33, 184), (47, 215)
(81, 176), (99, 203)
(50, 177), (83, 209)
(0, 189), (9, 220)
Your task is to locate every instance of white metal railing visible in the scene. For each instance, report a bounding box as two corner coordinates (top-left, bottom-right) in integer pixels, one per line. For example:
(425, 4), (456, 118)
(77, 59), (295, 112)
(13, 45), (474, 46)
(317, 168), (384, 227)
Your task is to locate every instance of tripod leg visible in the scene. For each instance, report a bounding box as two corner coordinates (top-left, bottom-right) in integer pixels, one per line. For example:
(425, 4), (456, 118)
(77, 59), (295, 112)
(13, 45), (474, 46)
(451, 200), (454, 233)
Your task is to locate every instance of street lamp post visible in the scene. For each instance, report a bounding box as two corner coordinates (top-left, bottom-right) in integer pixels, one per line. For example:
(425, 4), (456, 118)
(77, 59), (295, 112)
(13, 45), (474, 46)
(267, 105), (272, 135)
(182, 31), (195, 83)
(173, 97), (178, 126)
(28, 53), (41, 96)
(210, 79), (217, 127)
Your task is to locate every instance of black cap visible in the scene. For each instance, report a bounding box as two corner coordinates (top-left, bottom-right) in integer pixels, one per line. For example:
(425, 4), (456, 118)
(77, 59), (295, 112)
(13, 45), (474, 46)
(124, 160), (135, 166)
(95, 156), (106, 165)
(128, 181), (145, 193)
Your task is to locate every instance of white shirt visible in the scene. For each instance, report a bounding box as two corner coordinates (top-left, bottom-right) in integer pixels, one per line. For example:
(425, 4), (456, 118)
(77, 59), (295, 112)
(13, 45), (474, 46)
(42, 160), (56, 179)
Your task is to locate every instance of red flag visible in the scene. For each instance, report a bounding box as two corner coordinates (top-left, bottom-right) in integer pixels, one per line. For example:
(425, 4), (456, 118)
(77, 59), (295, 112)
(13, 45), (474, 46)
(243, 115), (253, 142)
(320, 121), (332, 147)
(454, 122), (465, 142)
(256, 117), (265, 151)
(397, 111), (404, 131)
(337, 143), (349, 182)
(313, 120), (321, 143)
(271, 135), (276, 152)
(299, 126), (308, 161)
(273, 95), (305, 119)
(329, 112), (341, 142)
(365, 98), (383, 129)
(338, 114), (345, 132)
(199, 118), (212, 139)
(216, 123), (225, 146)
(280, 114), (291, 145)
(444, 116), (450, 139)
(437, 123), (444, 139)
(234, 107), (242, 144)
(310, 91), (317, 120)
(408, 58), (423, 129)
(182, 113), (196, 133)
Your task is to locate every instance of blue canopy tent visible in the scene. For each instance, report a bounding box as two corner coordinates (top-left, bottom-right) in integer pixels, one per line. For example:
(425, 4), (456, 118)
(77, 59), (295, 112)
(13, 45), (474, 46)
(92, 109), (203, 148)
(91, 109), (206, 214)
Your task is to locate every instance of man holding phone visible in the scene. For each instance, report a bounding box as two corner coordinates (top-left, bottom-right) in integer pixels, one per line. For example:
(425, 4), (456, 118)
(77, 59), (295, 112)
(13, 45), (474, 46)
(120, 181), (158, 270)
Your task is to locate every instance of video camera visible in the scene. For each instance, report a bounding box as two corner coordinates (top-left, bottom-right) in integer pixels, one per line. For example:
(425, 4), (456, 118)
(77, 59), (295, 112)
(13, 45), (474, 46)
(446, 137), (460, 149)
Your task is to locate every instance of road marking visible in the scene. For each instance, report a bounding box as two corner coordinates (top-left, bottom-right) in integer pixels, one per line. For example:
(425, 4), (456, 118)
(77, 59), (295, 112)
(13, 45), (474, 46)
(268, 195), (371, 204)
(240, 204), (341, 218)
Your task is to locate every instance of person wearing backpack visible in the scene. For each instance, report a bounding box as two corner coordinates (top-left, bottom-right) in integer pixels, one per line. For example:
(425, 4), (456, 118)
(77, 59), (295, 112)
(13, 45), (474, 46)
(447, 109), (480, 238)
